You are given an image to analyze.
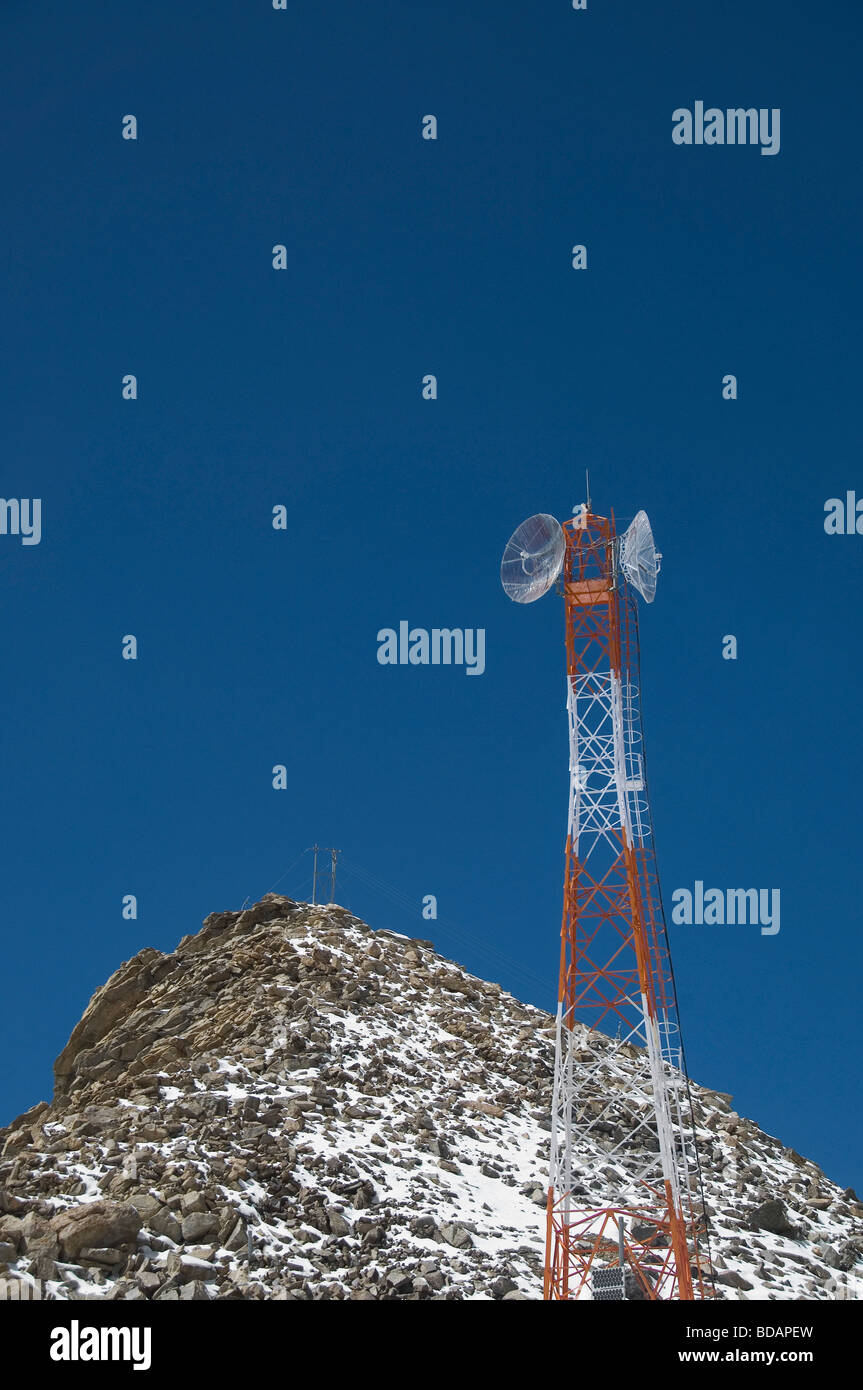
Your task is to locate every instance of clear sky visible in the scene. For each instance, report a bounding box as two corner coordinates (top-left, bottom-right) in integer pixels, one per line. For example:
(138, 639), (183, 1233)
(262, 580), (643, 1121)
(1, 1), (861, 1191)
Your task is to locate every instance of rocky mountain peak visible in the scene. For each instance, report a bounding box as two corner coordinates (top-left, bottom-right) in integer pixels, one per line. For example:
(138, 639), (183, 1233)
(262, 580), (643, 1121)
(0, 897), (860, 1300)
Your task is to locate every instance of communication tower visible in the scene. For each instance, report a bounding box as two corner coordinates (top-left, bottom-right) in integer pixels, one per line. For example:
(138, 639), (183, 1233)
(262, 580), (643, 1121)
(501, 504), (714, 1301)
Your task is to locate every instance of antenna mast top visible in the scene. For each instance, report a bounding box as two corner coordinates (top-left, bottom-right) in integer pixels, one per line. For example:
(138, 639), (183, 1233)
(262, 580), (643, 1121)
(308, 845), (339, 905)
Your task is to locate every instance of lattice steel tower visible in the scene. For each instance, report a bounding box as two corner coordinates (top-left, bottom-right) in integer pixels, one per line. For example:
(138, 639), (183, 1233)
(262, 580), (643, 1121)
(501, 503), (714, 1302)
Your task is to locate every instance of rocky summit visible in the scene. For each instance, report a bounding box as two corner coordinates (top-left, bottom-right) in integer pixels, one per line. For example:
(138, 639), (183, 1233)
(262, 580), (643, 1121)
(0, 895), (860, 1301)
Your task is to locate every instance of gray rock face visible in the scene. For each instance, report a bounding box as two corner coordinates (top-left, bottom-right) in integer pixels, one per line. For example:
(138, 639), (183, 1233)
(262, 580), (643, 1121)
(0, 894), (860, 1301)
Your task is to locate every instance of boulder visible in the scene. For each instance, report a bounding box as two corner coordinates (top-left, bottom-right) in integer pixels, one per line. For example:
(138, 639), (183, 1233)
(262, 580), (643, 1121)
(750, 1199), (796, 1236)
(326, 1208), (351, 1237)
(182, 1212), (220, 1243)
(50, 1201), (142, 1259)
(715, 1269), (754, 1291)
(148, 1207), (183, 1243)
(439, 1223), (473, 1250)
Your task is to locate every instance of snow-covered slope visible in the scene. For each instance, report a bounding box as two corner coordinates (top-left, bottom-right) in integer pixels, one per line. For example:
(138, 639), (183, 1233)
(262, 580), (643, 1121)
(0, 895), (859, 1300)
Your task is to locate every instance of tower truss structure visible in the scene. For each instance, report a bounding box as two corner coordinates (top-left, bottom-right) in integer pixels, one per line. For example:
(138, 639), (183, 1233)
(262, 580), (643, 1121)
(544, 510), (714, 1301)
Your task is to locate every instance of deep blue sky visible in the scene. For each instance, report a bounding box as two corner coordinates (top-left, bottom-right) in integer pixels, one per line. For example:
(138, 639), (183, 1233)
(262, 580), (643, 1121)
(1, 1), (860, 1190)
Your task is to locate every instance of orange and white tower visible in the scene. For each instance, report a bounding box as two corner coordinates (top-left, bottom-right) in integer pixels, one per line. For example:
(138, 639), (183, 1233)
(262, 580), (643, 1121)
(501, 504), (714, 1301)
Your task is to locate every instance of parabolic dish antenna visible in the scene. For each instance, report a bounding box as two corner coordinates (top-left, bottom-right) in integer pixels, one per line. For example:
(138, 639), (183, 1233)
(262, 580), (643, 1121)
(500, 513), (565, 603)
(619, 510), (661, 603)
